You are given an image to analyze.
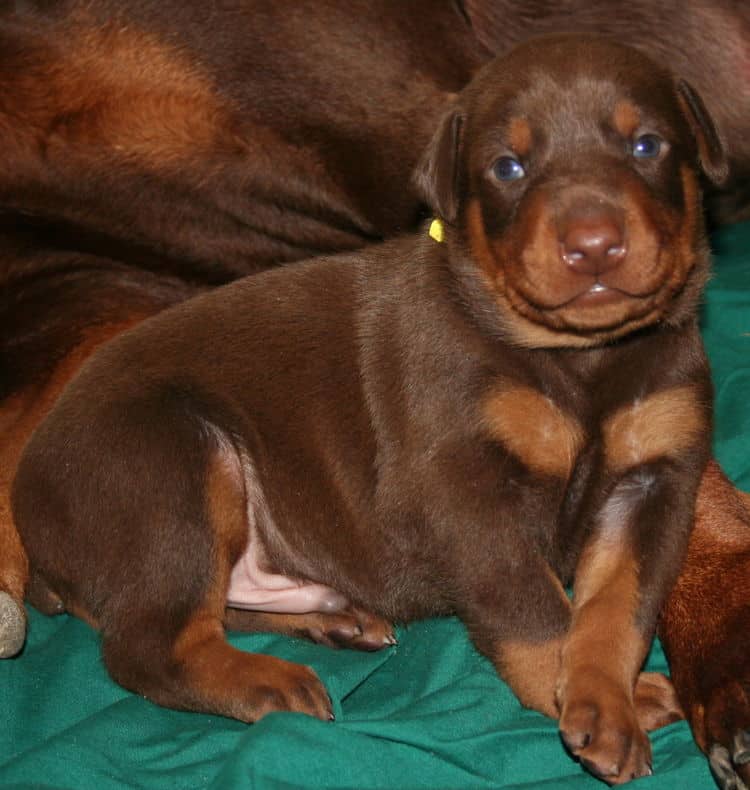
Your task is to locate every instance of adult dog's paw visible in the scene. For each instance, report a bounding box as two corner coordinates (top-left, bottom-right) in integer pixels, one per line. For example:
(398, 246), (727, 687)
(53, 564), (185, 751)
(0, 591), (26, 658)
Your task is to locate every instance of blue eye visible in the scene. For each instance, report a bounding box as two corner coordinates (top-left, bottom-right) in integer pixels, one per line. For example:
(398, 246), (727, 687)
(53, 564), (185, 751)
(493, 156), (526, 181)
(632, 134), (663, 159)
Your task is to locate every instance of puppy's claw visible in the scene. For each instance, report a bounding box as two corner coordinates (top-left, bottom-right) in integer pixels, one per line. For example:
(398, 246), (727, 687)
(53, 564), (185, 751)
(0, 592), (26, 658)
(710, 744), (749, 790)
(733, 731), (750, 766)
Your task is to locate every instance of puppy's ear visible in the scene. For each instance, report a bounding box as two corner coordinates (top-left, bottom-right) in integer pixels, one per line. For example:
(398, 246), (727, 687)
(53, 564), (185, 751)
(413, 108), (465, 224)
(676, 80), (729, 185)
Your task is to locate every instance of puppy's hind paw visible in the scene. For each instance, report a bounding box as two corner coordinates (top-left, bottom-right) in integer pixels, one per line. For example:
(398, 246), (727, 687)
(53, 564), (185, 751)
(0, 591), (26, 658)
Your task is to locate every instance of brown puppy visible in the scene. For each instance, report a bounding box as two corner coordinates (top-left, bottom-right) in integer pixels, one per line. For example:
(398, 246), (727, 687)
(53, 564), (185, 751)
(2, 17), (750, 782)
(12, 37), (723, 784)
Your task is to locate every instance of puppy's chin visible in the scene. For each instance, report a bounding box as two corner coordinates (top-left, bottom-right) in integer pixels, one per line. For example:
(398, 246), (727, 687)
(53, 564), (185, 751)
(496, 281), (682, 349)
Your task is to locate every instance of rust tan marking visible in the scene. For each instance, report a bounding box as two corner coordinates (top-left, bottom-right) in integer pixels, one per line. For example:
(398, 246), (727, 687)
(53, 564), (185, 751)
(560, 540), (647, 710)
(224, 607), (395, 650)
(172, 609), (330, 721)
(633, 672), (684, 732)
(674, 165), (702, 281)
(557, 553), (650, 784)
(466, 199), (611, 349)
(603, 385), (706, 473)
(205, 438), (249, 584)
(498, 635), (566, 718)
(466, 198), (500, 282)
(483, 383), (585, 477)
(507, 116), (532, 157)
(496, 559), (571, 718)
(169, 446), (332, 722)
(613, 100), (641, 138)
(0, 317), (147, 606)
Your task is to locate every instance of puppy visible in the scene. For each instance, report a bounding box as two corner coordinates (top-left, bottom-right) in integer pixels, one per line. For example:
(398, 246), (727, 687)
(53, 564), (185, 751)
(12, 35), (725, 784)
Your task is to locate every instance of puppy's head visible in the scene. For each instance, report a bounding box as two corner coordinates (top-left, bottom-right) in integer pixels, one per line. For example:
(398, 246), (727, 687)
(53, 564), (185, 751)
(415, 35), (727, 348)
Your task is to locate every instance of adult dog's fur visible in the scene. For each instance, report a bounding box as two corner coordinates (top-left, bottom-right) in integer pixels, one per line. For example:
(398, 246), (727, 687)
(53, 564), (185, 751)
(1, 2), (750, 787)
(9, 35), (730, 785)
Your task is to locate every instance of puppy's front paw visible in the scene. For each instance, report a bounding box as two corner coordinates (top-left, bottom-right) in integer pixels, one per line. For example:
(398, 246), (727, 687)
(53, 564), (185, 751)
(698, 676), (750, 790)
(559, 680), (652, 785)
(250, 659), (334, 721)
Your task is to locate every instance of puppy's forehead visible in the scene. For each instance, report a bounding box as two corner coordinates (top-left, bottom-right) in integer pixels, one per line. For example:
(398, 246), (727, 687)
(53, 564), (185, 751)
(465, 36), (680, 138)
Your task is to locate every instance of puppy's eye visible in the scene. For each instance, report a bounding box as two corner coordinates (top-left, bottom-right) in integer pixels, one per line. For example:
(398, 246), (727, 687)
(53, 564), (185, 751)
(492, 156), (526, 181)
(632, 134), (663, 159)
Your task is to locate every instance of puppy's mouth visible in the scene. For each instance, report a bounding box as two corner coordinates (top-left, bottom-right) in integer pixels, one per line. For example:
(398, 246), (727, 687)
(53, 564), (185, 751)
(550, 280), (651, 310)
(501, 267), (673, 341)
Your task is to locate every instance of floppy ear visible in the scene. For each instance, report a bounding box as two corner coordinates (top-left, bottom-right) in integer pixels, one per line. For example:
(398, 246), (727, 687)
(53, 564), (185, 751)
(676, 80), (729, 185)
(413, 108), (465, 224)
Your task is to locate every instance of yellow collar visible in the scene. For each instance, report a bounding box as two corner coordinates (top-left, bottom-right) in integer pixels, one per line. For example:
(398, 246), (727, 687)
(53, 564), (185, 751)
(428, 218), (445, 243)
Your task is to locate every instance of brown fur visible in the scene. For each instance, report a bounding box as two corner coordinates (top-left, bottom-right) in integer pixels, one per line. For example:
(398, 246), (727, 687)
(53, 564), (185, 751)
(0, 2), (749, 784)
(11, 37), (721, 784)
(660, 461), (750, 786)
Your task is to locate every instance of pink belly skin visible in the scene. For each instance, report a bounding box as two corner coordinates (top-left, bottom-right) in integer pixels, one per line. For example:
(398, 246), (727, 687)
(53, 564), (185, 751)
(227, 545), (349, 614)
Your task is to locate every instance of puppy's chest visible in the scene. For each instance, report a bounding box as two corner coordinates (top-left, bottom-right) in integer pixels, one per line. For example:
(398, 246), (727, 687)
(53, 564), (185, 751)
(480, 374), (704, 492)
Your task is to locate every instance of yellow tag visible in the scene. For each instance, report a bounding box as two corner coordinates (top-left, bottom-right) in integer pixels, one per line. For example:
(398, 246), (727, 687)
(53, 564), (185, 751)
(428, 218), (445, 243)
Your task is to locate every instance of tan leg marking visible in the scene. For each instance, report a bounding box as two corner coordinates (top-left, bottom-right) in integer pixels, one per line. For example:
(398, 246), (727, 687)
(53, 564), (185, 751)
(634, 672), (684, 732)
(558, 540), (653, 783)
(499, 636), (565, 718)
(167, 443), (332, 722)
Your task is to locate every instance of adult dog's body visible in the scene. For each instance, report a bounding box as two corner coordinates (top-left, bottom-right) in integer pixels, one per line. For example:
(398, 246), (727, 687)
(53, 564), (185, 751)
(9, 35), (729, 785)
(1, 2), (750, 787)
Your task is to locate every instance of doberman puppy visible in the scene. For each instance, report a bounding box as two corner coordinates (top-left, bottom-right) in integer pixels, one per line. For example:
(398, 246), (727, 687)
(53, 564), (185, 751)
(11, 37), (724, 784)
(2, 3), (750, 786)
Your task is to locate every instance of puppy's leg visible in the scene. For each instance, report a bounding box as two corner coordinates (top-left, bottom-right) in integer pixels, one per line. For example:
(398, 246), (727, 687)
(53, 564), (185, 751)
(485, 564), (681, 732)
(100, 438), (332, 722)
(104, 612), (332, 723)
(557, 468), (700, 785)
(660, 460), (750, 790)
(0, 312), (180, 657)
(225, 608), (397, 652)
(557, 536), (653, 784)
(489, 563), (570, 720)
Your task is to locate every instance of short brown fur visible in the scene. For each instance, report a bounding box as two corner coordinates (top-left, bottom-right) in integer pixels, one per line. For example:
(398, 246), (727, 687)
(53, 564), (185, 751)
(11, 36), (720, 786)
(1, 4), (749, 785)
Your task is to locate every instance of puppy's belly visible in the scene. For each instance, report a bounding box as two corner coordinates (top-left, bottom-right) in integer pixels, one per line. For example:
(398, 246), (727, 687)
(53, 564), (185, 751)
(227, 546), (349, 614)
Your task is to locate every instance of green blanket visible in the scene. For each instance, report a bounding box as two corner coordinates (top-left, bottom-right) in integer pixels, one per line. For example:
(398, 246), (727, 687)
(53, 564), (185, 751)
(2, 223), (749, 789)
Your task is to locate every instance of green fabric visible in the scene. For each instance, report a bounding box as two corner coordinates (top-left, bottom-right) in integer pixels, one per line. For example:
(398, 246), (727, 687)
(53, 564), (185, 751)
(2, 222), (748, 789)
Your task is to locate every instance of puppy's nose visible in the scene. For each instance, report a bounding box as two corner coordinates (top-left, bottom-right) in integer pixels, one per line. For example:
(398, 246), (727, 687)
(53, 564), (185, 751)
(560, 215), (626, 276)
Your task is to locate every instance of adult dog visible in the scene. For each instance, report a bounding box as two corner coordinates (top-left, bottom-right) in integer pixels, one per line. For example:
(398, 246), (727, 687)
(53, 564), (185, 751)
(8, 34), (732, 785)
(1, 2), (749, 787)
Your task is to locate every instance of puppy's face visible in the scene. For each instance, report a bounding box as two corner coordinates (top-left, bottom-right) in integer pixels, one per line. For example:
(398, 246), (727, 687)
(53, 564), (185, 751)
(416, 35), (727, 348)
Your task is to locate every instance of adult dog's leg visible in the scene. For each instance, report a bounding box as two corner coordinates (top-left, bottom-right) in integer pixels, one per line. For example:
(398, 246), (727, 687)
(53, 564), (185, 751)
(660, 460), (750, 789)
